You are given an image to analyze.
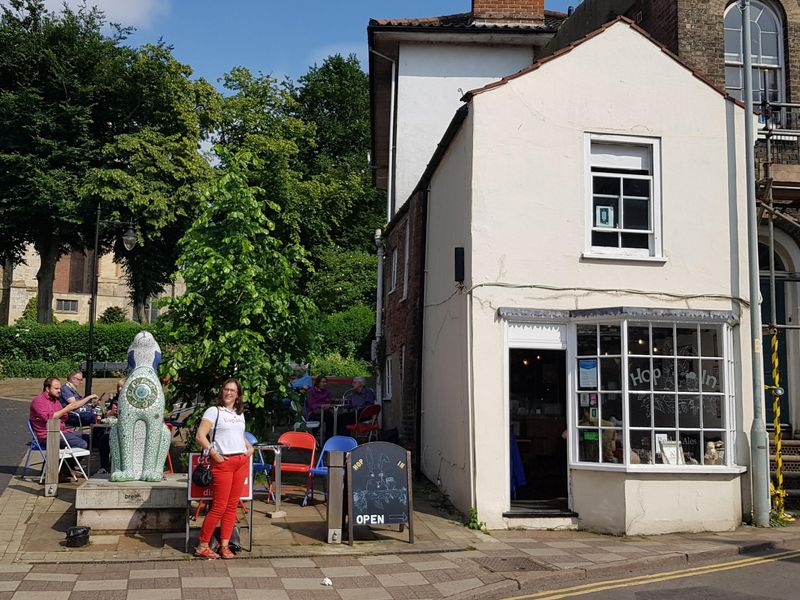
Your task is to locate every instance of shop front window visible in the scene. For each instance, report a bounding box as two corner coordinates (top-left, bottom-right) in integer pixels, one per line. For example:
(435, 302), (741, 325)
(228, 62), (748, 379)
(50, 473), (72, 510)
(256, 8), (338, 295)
(575, 321), (730, 468)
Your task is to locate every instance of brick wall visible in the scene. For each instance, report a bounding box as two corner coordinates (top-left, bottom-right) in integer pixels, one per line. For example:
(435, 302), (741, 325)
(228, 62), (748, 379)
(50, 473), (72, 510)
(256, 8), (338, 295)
(472, 0), (545, 23)
(629, 0), (678, 54)
(382, 189), (427, 449)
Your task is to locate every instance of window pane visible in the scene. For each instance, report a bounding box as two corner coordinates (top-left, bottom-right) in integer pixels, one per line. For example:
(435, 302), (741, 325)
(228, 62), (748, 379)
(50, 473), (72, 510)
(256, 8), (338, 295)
(677, 358), (700, 391)
(579, 430), (600, 462)
(676, 327), (698, 356)
(628, 357), (652, 391)
(725, 66), (742, 89)
(724, 29), (742, 60)
(652, 358), (675, 391)
(623, 178), (649, 197)
(700, 328), (721, 357)
(578, 393), (599, 420)
(703, 433), (726, 465)
(762, 32), (779, 62)
(678, 394), (701, 428)
(599, 325), (621, 355)
(654, 431), (677, 464)
(600, 358), (622, 391)
(680, 431), (702, 465)
(602, 429), (621, 463)
(620, 233), (649, 249)
(652, 326), (674, 355)
(623, 199), (649, 230)
(653, 394), (676, 428)
(601, 393), (623, 425)
(630, 430), (653, 464)
(592, 231), (618, 248)
(578, 359), (599, 390)
(594, 197), (619, 228)
(593, 176), (620, 195)
(628, 324), (650, 355)
(701, 360), (723, 392)
(577, 325), (597, 355)
(703, 396), (724, 429)
(629, 394), (651, 427)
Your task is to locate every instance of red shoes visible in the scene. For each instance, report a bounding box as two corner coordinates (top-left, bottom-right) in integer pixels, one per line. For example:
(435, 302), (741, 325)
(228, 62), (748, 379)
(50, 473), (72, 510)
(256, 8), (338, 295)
(218, 545), (235, 559)
(194, 546), (219, 559)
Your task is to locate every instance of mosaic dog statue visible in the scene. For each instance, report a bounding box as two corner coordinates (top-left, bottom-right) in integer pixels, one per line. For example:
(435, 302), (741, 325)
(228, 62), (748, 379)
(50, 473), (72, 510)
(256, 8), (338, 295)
(110, 331), (171, 482)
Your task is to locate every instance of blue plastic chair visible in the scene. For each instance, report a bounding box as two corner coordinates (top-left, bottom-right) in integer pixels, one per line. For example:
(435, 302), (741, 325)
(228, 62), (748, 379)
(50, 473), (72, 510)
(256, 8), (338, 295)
(22, 421), (47, 480)
(245, 432), (272, 496)
(307, 435), (358, 503)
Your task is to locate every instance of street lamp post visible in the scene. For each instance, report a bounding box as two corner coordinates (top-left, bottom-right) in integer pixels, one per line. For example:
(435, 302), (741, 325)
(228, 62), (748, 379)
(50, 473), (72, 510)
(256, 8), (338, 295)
(85, 203), (137, 395)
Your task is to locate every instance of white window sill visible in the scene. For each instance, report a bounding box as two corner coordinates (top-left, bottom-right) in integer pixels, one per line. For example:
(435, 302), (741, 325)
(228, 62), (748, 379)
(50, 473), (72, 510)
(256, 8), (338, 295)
(581, 252), (668, 264)
(570, 462), (747, 475)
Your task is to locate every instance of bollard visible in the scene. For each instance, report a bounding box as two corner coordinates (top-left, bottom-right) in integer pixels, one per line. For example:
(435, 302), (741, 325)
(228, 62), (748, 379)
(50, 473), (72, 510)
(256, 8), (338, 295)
(326, 451), (345, 544)
(44, 418), (61, 497)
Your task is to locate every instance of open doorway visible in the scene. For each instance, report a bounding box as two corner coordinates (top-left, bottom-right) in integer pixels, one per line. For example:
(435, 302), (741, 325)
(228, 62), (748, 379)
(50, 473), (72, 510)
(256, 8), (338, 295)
(508, 348), (568, 513)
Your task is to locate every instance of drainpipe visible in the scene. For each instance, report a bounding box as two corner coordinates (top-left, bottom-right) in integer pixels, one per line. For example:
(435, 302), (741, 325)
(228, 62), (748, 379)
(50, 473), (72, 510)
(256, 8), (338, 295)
(740, 0), (771, 528)
(374, 228), (385, 423)
(369, 48), (397, 221)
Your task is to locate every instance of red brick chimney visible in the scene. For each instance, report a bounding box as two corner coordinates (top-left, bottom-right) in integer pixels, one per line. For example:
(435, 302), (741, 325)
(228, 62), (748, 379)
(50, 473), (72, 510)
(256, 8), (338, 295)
(471, 0), (545, 25)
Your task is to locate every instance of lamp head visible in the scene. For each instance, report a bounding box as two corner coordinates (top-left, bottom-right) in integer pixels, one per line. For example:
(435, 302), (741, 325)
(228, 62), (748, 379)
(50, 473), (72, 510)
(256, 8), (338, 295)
(122, 227), (137, 251)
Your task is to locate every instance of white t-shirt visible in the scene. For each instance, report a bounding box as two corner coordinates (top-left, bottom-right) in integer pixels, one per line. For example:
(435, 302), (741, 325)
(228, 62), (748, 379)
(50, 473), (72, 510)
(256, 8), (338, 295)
(201, 406), (247, 455)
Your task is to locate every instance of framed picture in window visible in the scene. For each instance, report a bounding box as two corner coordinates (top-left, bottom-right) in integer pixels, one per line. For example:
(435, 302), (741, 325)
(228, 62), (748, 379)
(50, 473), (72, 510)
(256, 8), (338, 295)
(595, 205), (615, 228)
(659, 440), (685, 465)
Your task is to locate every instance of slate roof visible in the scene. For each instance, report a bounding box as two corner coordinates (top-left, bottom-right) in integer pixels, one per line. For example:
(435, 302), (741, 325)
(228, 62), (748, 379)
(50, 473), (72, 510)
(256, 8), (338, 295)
(369, 10), (567, 32)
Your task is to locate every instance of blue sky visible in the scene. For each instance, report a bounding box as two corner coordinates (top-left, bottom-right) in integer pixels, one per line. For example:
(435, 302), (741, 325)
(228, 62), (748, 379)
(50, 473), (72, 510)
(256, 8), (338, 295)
(41, 0), (575, 86)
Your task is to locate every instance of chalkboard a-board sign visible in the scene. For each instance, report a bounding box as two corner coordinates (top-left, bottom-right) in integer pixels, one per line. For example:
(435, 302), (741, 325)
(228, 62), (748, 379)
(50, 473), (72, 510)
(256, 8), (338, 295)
(346, 441), (413, 545)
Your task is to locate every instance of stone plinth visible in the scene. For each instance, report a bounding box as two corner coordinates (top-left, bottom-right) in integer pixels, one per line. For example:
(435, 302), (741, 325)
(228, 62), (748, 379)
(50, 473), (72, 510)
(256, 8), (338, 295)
(76, 474), (187, 532)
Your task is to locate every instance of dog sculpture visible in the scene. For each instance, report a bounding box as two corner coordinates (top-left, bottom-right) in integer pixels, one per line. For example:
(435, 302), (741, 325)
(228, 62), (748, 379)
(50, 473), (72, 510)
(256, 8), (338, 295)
(110, 331), (171, 482)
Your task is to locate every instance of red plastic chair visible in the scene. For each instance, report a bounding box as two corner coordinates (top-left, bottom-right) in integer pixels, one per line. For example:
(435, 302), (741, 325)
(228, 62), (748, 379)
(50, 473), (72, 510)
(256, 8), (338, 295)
(164, 423), (175, 473)
(269, 431), (317, 506)
(346, 404), (381, 443)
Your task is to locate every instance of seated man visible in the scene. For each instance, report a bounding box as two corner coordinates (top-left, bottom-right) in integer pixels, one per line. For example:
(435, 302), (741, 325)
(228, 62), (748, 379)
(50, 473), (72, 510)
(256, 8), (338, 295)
(30, 376), (92, 451)
(60, 371), (97, 427)
(338, 377), (376, 435)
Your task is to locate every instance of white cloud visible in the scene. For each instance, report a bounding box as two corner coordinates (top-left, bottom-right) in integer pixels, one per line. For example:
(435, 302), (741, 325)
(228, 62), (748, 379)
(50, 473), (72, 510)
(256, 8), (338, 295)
(306, 42), (368, 73)
(41, 0), (170, 28)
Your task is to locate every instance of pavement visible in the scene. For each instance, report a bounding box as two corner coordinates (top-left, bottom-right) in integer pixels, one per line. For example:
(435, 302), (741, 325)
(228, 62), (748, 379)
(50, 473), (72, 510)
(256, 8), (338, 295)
(2, 378), (800, 599)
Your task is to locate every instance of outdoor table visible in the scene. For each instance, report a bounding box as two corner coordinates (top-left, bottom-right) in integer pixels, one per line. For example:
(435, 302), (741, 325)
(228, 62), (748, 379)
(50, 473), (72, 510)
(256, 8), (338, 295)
(87, 420), (114, 475)
(252, 443), (287, 518)
(319, 402), (355, 441)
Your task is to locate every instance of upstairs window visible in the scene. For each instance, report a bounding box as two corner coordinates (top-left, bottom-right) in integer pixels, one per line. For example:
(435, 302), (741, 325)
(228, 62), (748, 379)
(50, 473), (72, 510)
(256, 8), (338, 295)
(724, 1), (784, 104)
(586, 134), (662, 259)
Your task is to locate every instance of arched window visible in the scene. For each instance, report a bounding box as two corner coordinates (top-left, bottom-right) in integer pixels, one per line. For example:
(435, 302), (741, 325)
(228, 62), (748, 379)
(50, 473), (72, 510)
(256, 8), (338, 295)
(724, 1), (784, 104)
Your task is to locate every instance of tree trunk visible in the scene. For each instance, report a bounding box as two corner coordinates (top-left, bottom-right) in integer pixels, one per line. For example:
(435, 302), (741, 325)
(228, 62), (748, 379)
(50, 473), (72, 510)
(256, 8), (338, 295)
(134, 300), (148, 324)
(34, 238), (60, 324)
(0, 260), (13, 325)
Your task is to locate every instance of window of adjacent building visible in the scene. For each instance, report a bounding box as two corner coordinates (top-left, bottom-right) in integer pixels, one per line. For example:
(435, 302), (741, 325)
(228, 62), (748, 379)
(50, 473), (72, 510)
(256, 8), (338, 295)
(575, 321), (732, 468)
(724, 1), (784, 104)
(389, 247), (398, 293)
(586, 135), (662, 258)
(56, 299), (78, 313)
(384, 355), (393, 400)
(402, 221), (410, 301)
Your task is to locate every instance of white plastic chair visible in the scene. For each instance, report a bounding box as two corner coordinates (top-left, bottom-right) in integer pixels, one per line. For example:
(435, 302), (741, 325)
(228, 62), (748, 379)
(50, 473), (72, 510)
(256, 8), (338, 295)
(39, 432), (91, 483)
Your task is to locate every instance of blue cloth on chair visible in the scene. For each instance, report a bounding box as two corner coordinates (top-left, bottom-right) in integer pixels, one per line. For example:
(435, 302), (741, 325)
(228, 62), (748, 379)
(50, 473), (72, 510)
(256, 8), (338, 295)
(510, 431), (526, 499)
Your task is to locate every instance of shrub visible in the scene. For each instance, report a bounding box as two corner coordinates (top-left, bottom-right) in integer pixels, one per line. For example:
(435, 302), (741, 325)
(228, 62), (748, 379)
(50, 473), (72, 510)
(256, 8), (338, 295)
(98, 306), (128, 324)
(315, 305), (375, 361)
(0, 358), (80, 379)
(310, 351), (371, 378)
(16, 296), (58, 324)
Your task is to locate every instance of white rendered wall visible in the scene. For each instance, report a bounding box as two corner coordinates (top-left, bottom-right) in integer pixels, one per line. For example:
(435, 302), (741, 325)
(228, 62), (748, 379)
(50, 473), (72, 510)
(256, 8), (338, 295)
(420, 113), (475, 515)
(394, 43), (533, 210)
(424, 22), (755, 529)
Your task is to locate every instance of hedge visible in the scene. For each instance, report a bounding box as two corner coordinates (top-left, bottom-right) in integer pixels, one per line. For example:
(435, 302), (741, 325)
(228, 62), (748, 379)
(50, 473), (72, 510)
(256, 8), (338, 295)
(0, 322), (155, 364)
(310, 352), (371, 378)
(0, 358), (80, 379)
(315, 305), (375, 362)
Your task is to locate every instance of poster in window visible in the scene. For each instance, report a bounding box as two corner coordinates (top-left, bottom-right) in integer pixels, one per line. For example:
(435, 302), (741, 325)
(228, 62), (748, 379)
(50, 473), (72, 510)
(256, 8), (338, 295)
(579, 359), (598, 388)
(659, 440), (685, 465)
(595, 206), (615, 228)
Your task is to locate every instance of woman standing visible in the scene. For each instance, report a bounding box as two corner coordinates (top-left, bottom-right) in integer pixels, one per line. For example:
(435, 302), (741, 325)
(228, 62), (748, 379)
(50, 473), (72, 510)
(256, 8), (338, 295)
(194, 378), (254, 559)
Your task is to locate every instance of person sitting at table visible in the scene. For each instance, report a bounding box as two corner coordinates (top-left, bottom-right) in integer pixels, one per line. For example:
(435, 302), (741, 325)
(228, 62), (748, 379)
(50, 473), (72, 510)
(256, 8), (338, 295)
(305, 375), (331, 417)
(60, 371), (98, 427)
(106, 378), (124, 415)
(338, 377), (376, 434)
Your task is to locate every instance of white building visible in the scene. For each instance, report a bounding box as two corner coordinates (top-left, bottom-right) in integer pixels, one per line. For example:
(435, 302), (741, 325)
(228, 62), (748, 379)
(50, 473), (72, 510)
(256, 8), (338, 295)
(383, 17), (758, 534)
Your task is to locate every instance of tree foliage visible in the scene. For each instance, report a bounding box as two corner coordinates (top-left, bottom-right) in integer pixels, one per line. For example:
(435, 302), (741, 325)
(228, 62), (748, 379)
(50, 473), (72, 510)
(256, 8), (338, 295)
(306, 245), (376, 315)
(159, 152), (315, 414)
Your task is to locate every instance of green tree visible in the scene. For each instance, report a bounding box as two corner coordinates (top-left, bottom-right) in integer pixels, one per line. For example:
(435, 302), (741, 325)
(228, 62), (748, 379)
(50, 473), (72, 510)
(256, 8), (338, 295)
(159, 152), (315, 418)
(0, 1), (218, 323)
(306, 245), (376, 315)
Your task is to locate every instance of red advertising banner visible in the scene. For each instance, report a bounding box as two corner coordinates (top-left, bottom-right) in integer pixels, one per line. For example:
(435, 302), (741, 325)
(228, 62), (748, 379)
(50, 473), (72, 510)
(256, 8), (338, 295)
(187, 452), (253, 501)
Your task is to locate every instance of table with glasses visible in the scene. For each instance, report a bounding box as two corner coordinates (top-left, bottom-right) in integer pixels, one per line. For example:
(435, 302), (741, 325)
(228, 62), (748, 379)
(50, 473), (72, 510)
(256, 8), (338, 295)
(318, 401), (357, 441)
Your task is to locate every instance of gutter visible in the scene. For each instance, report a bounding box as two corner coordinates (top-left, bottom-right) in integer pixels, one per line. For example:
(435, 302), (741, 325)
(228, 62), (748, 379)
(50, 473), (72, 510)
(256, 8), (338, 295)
(369, 47), (397, 221)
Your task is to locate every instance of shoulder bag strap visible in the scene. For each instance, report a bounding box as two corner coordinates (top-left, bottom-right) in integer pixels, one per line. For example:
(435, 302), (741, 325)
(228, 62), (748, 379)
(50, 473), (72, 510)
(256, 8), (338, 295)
(211, 407), (220, 445)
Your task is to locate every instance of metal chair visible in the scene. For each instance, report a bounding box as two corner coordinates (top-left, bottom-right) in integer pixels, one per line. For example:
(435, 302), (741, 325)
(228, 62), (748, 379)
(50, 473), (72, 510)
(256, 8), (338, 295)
(308, 435), (357, 503)
(24, 421), (90, 482)
(269, 431), (316, 506)
(245, 431), (272, 496)
(345, 404), (381, 443)
(22, 421), (47, 480)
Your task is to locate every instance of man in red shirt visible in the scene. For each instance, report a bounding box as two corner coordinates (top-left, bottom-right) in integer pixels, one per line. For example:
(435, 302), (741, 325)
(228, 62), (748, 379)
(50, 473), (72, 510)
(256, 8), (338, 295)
(30, 377), (91, 450)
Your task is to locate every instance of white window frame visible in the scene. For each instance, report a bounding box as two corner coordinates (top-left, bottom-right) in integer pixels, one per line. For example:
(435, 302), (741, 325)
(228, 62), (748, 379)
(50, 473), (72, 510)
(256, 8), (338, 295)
(723, 1), (785, 105)
(583, 133), (663, 261)
(570, 319), (745, 474)
(384, 355), (393, 400)
(55, 299), (78, 313)
(388, 247), (398, 294)
(402, 221), (410, 301)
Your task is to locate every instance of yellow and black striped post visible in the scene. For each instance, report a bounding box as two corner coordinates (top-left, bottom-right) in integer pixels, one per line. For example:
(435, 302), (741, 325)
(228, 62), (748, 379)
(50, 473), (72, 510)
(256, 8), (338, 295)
(769, 331), (786, 518)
